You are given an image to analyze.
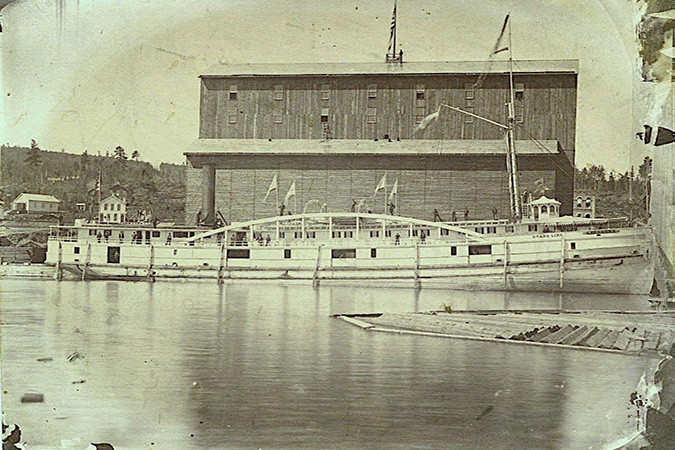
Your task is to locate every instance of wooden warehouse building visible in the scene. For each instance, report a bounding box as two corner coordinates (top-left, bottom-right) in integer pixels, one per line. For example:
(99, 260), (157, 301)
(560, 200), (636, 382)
(184, 60), (578, 225)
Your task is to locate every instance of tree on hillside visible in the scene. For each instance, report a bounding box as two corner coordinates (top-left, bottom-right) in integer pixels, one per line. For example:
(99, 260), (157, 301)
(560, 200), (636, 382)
(114, 146), (127, 161)
(25, 139), (42, 167)
(131, 150), (140, 161)
(24, 139), (43, 190)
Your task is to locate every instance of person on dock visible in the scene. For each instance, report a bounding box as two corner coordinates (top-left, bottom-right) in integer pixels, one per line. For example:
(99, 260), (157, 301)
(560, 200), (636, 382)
(464, 207), (469, 221)
(394, 233), (401, 245)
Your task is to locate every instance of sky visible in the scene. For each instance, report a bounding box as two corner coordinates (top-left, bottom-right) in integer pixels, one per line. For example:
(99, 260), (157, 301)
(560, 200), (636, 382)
(0, 0), (659, 172)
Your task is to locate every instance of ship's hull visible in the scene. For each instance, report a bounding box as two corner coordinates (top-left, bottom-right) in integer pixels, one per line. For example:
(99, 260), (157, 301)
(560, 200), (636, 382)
(47, 253), (652, 295)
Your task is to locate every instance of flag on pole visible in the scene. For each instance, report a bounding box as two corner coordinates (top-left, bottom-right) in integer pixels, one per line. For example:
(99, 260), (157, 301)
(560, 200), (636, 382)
(414, 108), (440, 133)
(475, 14), (510, 88)
(375, 173), (387, 194)
(284, 181), (296, 204)
(263, 174), (278, 201)
(387, 1), (397, 54)
(389, 178), (398, 200)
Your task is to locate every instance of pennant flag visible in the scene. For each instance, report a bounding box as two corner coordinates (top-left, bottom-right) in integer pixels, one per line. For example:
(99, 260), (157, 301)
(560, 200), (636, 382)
(389, 178), (398, 200)
(284, 181), (296, 204)
(655, 126), (675, 146)
(375, 173), (387, 194)
(263, 174), (278, 202)
(414, 108), (440, 133)
(387, 1), (397, 54)
(475, 14), (510, 88)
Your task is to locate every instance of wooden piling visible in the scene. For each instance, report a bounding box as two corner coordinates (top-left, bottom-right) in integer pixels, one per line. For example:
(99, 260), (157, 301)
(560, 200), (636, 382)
(146, 244), (154, 281)
(53, 241), (62, 281)
(81, 242), (91, 281)
(313, 245), (322, 288)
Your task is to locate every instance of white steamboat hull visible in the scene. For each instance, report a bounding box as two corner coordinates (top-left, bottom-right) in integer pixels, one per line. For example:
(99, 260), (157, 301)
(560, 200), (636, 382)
(51, 254), (652, 295)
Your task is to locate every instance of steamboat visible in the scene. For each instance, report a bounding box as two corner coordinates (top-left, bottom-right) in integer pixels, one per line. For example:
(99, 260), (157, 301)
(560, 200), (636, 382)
(43, 14), (654, 293)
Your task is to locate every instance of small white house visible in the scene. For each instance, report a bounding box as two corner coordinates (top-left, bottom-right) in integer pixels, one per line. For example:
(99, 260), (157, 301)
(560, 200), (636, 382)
(99, 194), (127, 224)
(11, 193), (60, 214)
(529, 196), (561, 221)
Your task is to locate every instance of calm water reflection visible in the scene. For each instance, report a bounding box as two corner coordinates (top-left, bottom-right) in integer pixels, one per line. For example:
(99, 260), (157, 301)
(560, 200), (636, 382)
(0, 280), (657, 449)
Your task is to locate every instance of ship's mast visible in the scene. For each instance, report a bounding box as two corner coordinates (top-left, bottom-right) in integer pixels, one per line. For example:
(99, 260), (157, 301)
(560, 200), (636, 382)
(505, 17), (522, 222)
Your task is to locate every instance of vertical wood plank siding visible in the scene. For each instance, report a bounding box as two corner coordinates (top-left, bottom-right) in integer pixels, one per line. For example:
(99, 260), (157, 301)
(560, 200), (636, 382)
(185, 154), (572, 225)
(200, 74), (577, 162)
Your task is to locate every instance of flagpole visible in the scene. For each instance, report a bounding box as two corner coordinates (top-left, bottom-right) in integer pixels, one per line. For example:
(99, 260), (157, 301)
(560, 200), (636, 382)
(393, 0), (397, 58)
(276, 176), (279, 215)
(384, 172), (387, 214)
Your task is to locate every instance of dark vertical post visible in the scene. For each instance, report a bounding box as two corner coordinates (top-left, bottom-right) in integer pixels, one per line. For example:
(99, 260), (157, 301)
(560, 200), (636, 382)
(202, 163), (216, 226)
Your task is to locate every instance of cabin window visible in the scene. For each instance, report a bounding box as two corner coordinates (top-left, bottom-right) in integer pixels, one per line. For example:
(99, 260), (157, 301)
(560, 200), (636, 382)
(229, 85), (237, 101)
(344, 231), (354, 238)
(440, 229), (449, 236)
(464, 107), (474, 123)
(450, 246), (457, 256)
(74, 247), (80, 254)
(107, 246), (121, 264)
(469, 245), (492, 255)
(370, 248), (377, 258)
(174, 231), (188, 238)
(368, 84), (377, 99)
(89, 229), (97, 236)
(279, 232), (286, 238)
(227, 249), (250, 259)
(367, 107), (377, 123)
(294, 231), (303, 239)
(274, 85), (284, 100)
(332, 231), (341, 238)
(284, 249), (292, 259)
(370, 230), (380, 238)
(506, 225), (514, 233)
(332, 249), (356, 259)
(321, 108), (329, 123)
(465, 83), (475, 100)
(273, 114), (283, 124)
(528, 225), (538, 232)
(321, 84), (330, 100)
(570, 242), (576, 250)
(152, 231), (160, 238)
(306, 231), (316, 239)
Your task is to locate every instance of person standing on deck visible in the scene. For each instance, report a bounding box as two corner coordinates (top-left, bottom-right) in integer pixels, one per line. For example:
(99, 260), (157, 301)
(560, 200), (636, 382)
(394, 233), (401, 245)
(464, 207), (469, 221)
(279, 202), (285, 216)
(388, 201), (396, 215)
(433, 209), (443, 222)
(420, 230), (426, 243)
(492, 206), (499, 220)
(451, 209), (457, 222)
(351, 199), (357, 213)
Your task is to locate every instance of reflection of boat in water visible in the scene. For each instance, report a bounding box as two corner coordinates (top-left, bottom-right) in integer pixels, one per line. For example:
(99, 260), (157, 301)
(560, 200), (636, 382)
(46, 209), (653, 294)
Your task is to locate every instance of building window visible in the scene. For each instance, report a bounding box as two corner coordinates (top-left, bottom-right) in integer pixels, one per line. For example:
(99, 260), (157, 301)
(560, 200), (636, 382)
(464, 107), (474, 123)
(416, 84), (425, 100)
(368, 84), (377, 99)
(117, 204), (121, 211)
(104, 203), (108, 210)
(273, 114), (283, 124)
(515, 105), (524, 123)
(465, 83), (475, 100)
(113, 213), (117, 221)
(74, 247), (80, 254)
(229, 114), (237, 124)
(321, 84), (330, 100)
(515, 82), (524, 101)
(274, 85), (284, 101)
(370, 248), (377, 258)
(570, 242), (576, 250)
(152, 231), (160, 237)
(367, 107), (377, 123)
(284, 249), (292, 259)
(321, 108), (329, 123)
(229, 85), (237, 101)
(450, 246), (457, 256)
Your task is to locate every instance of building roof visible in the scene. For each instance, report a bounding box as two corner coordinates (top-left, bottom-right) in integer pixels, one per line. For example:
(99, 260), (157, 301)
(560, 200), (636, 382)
(184, 139), (561, 165)
(101, 194), (126, 204)
(530, 195), (561, 205)
(201, 60), (579, 78)
(13, 193), (60, 203)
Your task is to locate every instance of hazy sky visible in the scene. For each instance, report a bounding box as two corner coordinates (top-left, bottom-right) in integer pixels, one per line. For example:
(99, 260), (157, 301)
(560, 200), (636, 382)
(0, 0), (654, 171)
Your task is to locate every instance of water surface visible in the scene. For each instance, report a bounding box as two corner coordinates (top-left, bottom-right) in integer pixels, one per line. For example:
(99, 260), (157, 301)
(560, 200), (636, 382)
(0, 280), (656, 449)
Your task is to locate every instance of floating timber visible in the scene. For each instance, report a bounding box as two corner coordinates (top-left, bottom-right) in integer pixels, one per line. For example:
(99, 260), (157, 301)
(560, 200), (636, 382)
(335, 310), (675, 357)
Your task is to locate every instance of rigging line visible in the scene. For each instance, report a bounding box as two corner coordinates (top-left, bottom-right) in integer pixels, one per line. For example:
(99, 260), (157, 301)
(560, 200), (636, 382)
(514, 123), (576, 180)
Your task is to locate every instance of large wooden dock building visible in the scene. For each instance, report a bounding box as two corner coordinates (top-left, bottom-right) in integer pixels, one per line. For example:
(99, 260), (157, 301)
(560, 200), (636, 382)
(184, 60), (578, 225)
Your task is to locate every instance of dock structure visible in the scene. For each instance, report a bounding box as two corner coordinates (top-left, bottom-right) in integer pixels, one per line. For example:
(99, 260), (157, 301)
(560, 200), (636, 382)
(336, 310), (674, 356)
